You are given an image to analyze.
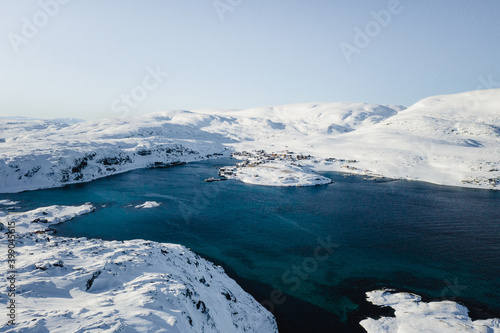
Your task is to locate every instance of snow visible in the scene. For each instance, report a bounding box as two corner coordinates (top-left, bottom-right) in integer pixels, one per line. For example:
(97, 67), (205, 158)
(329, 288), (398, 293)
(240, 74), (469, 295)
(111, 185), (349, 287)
(135, 201), (162, 209)
(219, 151), (333, 187)
(0, 114), (232, 193)
(227, 163), (332, 187)
(360, 289), (500, 333)
(1, 89), (499, 192)
(1, 89), (499, 331)
(0, 204), (95, 233)
(0, 200), (19, 206)
(198, 91), (500, 190)
(0, 205), (278, 332)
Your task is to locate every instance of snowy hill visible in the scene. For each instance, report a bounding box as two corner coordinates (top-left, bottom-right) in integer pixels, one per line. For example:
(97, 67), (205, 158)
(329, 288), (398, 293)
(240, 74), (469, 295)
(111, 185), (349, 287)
(0, 115), (232, 192)
(0, 89), (499, 332)
(199, 90), (499, 189)
(0, 205), (278, 332)
(328, 89), (500, 188)
(1, 89), (499, 192)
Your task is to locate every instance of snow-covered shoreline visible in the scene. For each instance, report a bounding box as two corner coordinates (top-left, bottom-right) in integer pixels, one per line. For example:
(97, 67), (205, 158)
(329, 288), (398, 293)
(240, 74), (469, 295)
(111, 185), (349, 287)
(0, 205), (278, 332)
(360, 289), (500, 333)
(218, 151), (333, 187)
(1, 89), (498, 332)
(1, 89), (499, 193)
(0, 113), (232, 193)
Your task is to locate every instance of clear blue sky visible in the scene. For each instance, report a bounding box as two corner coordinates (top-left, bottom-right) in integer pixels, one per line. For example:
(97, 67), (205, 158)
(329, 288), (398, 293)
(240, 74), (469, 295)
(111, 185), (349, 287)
(1, 0), (499, 120)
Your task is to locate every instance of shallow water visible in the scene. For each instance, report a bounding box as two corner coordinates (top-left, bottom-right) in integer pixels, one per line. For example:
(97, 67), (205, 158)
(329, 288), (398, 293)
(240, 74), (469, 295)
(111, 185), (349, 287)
(3, 158), (500, 332)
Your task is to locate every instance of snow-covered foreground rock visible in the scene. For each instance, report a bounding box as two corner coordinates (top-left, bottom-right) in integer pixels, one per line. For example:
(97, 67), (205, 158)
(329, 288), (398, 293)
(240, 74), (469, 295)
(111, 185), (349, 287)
(0, 200), (19, 206)
(360, 290), (500, 333)
(1, 88), (499, 192)
(0, 205), (278, 332)
(0, 204), (95, 233)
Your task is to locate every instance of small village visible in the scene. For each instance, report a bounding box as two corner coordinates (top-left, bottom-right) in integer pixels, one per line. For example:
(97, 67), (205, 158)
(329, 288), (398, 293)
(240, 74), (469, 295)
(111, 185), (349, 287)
(205, 150), (360, 182)
(214, 150), (312, 181)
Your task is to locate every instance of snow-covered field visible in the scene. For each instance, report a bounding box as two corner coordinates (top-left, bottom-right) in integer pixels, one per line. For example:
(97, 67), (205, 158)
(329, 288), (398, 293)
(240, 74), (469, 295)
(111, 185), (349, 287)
(360, 289), (500, 333)
(0, 204), (95, 234)
(224, 162), (332, 187)
(0, 205), (278, 332)
(219, 151), (333, 187)
(1, 89), (499, 192)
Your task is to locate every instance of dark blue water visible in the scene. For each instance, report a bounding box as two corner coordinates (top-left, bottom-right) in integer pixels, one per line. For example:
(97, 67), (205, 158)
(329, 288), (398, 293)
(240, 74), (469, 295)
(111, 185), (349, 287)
(3, 158), (500, 332)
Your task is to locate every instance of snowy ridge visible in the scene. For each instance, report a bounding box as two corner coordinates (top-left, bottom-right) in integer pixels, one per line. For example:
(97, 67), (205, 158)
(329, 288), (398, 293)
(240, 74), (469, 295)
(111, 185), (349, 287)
(193, 102), (405, 146)
(1, 89), (499, 192)
(0, 204), (95, 234)
(0, 205), (278, 332)
(204, 91), (500, 189)
(360, 289), (500, 333)
(0, 114), (232, 193)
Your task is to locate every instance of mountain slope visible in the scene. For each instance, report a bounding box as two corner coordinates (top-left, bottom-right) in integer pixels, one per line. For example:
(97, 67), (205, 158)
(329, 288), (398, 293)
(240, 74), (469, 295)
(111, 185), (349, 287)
(0, 205), (278, 332)
(1, 89), (499, 192)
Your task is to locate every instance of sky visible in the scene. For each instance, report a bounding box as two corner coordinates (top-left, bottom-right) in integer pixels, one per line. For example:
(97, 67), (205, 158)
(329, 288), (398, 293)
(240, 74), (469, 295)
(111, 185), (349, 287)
(1, 0), (500, 120)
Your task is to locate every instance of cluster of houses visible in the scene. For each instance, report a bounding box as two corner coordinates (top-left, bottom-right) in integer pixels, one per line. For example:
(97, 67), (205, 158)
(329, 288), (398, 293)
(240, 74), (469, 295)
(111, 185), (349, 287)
(216, 166), (237, 179)
(325, 157), (357, 163)
(208, 150), (361, 182)
(231, 150), (312, 163)
(462, 176), (500, 186)
(215, 150), (312, 179)
(231, 150), (312, 161)
(230, 150), (358, 165)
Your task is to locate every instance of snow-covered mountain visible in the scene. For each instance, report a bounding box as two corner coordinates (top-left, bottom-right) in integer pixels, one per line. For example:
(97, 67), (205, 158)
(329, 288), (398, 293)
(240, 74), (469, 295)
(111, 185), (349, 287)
(1, 89), (499, 193)
(0, 114), (232, 192)
(1, 89), (499, 332)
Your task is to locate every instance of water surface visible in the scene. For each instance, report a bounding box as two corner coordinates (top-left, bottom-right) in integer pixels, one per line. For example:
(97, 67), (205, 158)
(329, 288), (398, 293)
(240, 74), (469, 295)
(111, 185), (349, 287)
(3, 158), (500, 332)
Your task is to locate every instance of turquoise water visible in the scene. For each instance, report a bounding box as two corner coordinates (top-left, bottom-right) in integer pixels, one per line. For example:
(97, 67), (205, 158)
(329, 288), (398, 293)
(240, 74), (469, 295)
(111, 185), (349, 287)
(3, 158), (500, 332)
